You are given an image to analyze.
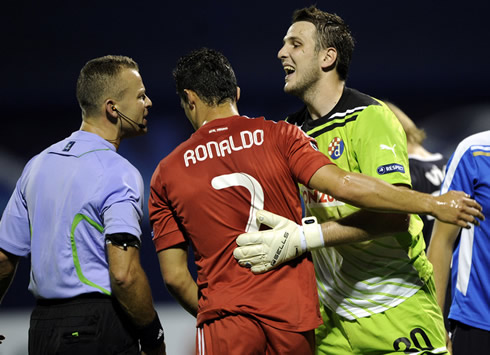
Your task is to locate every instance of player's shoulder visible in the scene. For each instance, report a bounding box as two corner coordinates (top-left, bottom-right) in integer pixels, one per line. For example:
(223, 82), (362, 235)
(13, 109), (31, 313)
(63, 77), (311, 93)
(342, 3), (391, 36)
(100, 153), (142, 189)
(457, 130), (490, 151)
(223, 115), (305, 144)
(285, 106), (309, 126)
(256, 115), (293, 128)
(323, 88), (386, 125)
(343, 87), (380, 109)
(220, 114), (300, 137)
(345, 89), (392, 120)
(341, 87), (385, 109)
(442, 132), (490, 192)
(343, 91), (401, 132)
(235, 115), (287, 129)
(448, 130), (490, 169)
(258, 116), (308, 141)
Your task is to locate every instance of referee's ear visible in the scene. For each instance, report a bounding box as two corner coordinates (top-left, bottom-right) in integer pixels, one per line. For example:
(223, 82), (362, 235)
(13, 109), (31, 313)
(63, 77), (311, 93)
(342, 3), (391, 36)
(104, 100), (119, 125)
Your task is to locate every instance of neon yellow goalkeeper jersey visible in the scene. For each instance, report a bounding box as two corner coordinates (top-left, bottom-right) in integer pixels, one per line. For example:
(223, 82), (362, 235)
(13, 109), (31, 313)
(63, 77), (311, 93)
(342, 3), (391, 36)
(286, 87), (428, 320)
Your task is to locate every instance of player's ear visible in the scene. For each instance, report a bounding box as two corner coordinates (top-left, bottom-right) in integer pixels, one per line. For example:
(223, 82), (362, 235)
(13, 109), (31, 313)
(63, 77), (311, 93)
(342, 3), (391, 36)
(184, 89), (198, 109)
(181, 89), (198, 110)
(320, 47), (337, 71)
(236, 87), (241, 102)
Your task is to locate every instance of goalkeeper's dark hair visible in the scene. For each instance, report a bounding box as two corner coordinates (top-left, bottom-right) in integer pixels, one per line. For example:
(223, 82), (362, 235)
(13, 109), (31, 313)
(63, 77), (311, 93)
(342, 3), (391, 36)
(292, 6), (355, 81)
(76, 55), (139, 118)
(173, 48), (238, 106)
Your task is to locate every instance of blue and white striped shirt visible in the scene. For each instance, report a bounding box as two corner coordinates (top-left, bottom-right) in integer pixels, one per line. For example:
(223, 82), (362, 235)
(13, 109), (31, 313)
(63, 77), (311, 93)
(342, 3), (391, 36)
(441, 130), (490, 331)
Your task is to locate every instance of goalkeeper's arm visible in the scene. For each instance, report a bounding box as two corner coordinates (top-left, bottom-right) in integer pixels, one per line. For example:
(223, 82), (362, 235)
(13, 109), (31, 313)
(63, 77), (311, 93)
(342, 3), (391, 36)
(233, 209), (408, 274)
(234, 164), (483, 273)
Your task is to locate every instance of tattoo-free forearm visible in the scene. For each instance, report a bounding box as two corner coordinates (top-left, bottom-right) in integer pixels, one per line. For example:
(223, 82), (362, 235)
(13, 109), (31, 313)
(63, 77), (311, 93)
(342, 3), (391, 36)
(309, 165), (483, 228)
(165, 274), (198, 317)
(157, 247), (198, 317)
(427, 221), (461, 310)
(309, 165), (432, 213)
(108, 244), (157, 327)
(320, 210), (410, 246)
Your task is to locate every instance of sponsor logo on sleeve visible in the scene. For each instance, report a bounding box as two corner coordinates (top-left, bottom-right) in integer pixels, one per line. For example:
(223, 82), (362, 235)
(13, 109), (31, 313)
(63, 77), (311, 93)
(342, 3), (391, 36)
(377, 163), (405, 175)
(328, 137), (344, 160)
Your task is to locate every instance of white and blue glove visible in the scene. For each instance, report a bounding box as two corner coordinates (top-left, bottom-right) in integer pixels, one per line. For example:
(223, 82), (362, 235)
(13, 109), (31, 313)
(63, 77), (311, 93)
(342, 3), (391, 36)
(233, 210), (325, 274)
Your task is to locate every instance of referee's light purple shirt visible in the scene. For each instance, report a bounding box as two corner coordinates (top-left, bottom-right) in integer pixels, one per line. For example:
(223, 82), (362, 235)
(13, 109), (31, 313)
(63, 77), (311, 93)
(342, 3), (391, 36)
(0, 131), (143, 299)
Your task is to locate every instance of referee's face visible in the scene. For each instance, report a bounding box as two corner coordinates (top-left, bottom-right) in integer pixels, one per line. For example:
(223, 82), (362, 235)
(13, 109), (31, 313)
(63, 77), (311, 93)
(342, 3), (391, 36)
(116, 68), (152, 137)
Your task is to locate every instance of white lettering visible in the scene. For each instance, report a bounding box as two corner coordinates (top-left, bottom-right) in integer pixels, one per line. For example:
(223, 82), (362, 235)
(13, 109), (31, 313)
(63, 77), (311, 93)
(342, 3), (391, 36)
(241, 131), (254, 148)
(219, 140), (232, 156)
(195, 145), (207, 161)
(183, 129), (265, 167)
(425, 164), (445, 186)
(229, 136), (243, 151)
(206, 141), (221, 159)
(184, 150), (196, 167)
(254, 130), (264, 145)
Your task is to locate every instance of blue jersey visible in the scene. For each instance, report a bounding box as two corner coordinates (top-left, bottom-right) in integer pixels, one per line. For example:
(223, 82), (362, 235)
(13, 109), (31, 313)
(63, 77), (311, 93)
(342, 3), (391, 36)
(0, 131), (144, 299)
(440, 130), (490, 331)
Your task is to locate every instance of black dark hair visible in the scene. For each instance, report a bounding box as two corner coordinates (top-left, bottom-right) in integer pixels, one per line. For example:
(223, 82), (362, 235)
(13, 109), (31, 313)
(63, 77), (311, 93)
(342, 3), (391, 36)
(173, 48), (238, 106)
(292, 6), (355, 80)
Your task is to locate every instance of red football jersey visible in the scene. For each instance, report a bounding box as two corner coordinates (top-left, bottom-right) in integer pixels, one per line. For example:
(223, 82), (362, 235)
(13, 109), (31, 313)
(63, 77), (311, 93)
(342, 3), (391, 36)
(149, 115), (332, 331)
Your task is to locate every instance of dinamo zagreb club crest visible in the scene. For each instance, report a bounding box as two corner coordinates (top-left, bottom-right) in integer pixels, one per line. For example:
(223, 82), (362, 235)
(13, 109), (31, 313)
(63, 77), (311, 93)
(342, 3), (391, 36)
(328, 137), (344, 160)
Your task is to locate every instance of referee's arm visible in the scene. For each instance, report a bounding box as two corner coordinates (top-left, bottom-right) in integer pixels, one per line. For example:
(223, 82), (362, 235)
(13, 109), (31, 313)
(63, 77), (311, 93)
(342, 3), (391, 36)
(107, 235), (166, 354)
(0, 248), (20, 344)
(0, 248), (19, 304)
(107, 240), (155, 326)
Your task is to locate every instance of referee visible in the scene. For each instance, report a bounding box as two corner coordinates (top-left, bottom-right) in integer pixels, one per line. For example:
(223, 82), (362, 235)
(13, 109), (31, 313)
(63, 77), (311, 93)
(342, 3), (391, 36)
(0, 56), (165, 354)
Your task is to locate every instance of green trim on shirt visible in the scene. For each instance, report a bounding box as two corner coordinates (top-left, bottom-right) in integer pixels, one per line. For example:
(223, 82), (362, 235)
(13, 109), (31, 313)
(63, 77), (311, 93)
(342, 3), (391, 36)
(70, 213), (110, 295)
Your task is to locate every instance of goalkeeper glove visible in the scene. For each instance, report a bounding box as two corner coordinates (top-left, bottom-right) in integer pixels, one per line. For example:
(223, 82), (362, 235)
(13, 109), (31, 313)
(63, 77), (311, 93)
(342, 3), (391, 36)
(233, 210), (324, 274)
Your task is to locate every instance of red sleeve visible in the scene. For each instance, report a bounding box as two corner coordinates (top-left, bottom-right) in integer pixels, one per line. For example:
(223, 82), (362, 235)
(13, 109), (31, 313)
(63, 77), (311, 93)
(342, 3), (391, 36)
(279, 121), (333, 185)
(148, 163), (186, 252)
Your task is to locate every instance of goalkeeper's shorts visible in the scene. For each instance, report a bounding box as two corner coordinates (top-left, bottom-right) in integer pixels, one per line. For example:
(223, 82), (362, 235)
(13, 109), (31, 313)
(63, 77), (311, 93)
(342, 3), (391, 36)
(315, 275), (449, 354)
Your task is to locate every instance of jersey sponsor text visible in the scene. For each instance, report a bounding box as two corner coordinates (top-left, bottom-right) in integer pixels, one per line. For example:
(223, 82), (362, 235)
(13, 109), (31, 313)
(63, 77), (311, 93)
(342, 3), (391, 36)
(301, 187), (344, 207)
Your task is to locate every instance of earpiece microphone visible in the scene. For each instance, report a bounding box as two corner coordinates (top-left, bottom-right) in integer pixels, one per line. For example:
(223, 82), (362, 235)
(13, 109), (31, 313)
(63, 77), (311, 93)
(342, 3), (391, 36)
(111, 106), (146, 129)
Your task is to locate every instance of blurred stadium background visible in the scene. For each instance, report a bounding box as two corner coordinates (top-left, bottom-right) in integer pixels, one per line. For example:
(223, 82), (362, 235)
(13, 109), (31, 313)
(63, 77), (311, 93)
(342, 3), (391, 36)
(0, 1), (489, 353)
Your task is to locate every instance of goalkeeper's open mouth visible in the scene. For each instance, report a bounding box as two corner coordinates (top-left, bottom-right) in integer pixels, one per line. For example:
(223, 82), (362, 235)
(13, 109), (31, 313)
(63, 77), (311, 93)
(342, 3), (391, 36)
(283, 65), (295, 81)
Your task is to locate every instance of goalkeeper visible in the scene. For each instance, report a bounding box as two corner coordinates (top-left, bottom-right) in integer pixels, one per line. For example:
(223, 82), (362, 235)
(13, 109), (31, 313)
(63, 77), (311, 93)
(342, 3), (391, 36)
(235, 6), (483, 355)
(234, 5), (485, 355)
